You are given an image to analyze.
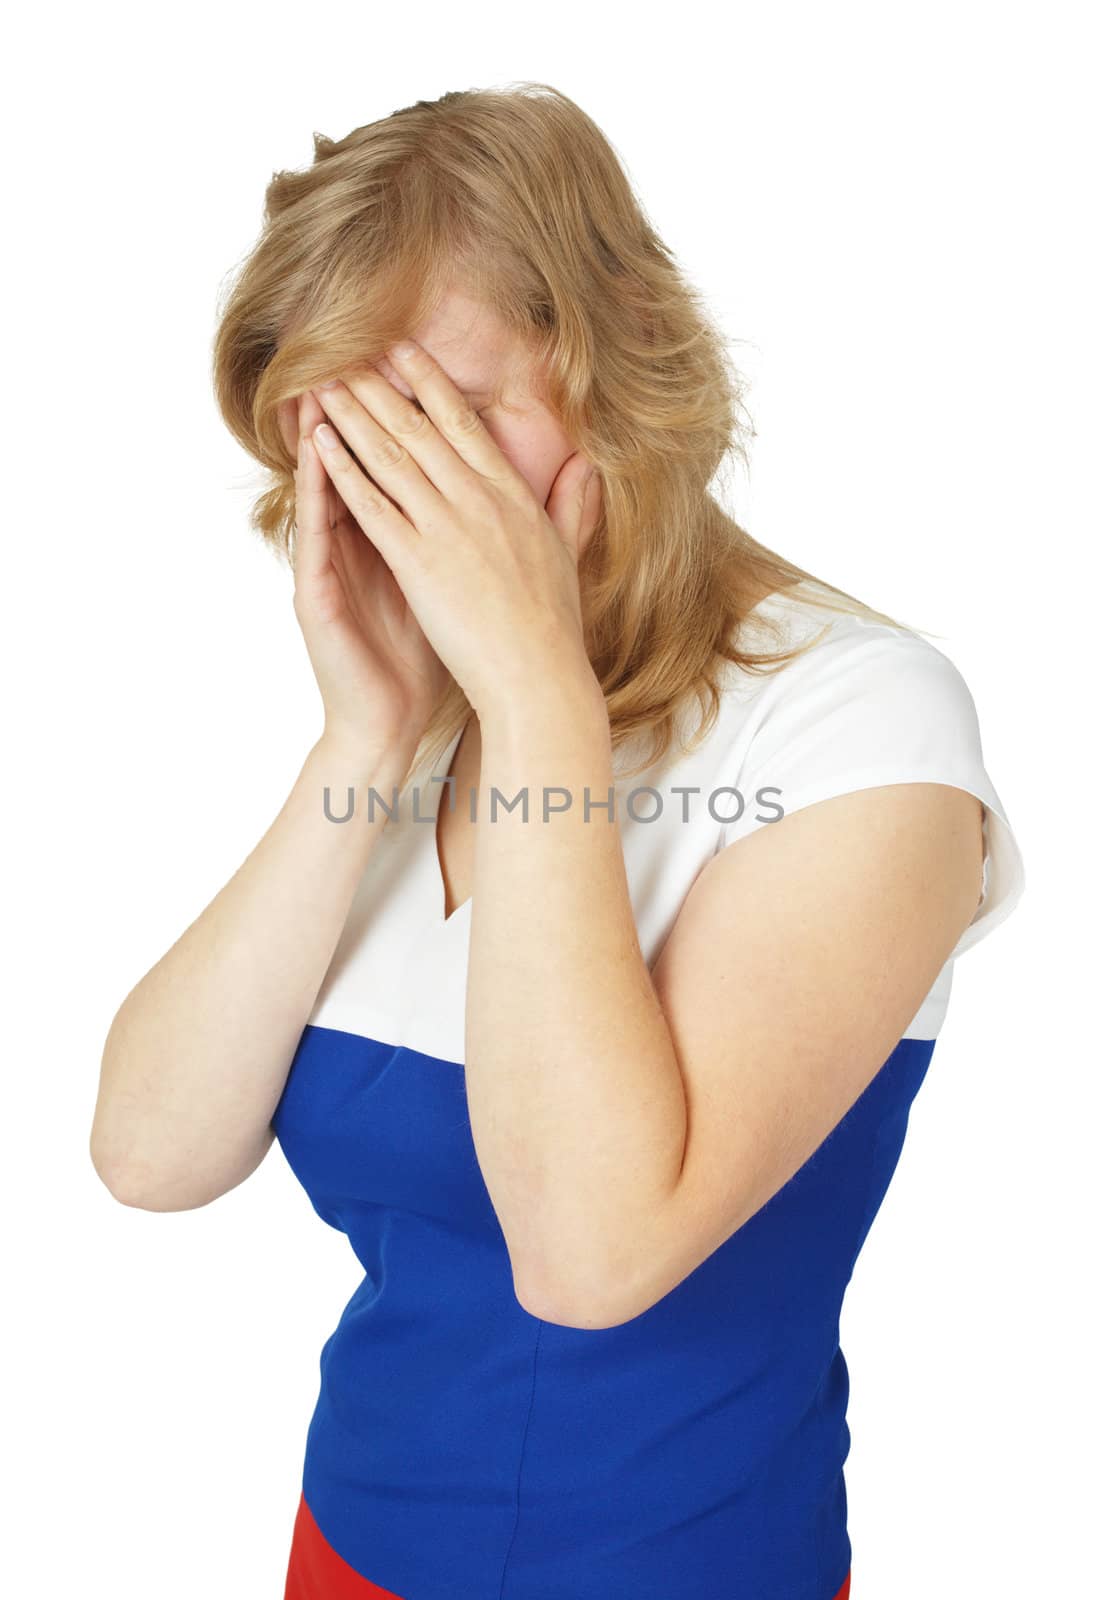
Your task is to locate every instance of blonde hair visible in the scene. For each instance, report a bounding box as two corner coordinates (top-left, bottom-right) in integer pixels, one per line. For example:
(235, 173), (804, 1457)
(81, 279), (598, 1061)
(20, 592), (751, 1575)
(212, 81), (923, 782)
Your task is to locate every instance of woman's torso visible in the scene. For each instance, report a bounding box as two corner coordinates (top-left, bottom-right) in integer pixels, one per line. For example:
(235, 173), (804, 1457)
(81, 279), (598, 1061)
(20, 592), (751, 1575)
(434, 577), (783, 921)
(433, 716), (479, 922)
(271, 585), (978, 1600)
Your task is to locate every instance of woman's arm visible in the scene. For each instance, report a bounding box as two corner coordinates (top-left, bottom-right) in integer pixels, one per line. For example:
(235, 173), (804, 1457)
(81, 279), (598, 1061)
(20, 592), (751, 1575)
(93, 384), (449, 1214)
(464, 683), (984, 1330)
(90, 733), (420, 1212)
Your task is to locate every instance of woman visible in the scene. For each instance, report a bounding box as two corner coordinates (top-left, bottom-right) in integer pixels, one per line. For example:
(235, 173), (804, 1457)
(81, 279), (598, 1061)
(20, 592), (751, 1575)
(91, 85), (1025, 1600)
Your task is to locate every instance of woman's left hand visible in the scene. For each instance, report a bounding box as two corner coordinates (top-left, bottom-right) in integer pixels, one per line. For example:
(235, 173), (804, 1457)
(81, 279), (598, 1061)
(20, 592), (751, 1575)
(307, 341), (604, 721)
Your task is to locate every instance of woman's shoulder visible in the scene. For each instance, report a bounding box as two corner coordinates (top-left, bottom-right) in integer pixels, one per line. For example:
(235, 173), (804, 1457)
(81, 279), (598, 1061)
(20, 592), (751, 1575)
(700, 579), (1025, 959)
(738, 576), (939, 656)
(712, 578), (980, 727)
(618, 580), (958, 791)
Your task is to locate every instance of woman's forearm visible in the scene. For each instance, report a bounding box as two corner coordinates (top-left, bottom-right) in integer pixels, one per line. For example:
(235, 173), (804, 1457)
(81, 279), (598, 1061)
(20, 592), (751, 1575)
(463, 678), (687, 1321)
(90, 732), (420, 1212)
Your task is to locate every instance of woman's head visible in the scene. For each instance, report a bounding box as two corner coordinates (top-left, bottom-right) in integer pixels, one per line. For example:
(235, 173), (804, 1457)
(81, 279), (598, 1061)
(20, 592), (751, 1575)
(328, 282), (582, 530)
(212, 82), (908, 776)
(214, 82), (743, 536)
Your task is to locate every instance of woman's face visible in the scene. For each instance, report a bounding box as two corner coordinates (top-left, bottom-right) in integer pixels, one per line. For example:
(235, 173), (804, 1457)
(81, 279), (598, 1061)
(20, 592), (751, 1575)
(371, 284), (577, 514)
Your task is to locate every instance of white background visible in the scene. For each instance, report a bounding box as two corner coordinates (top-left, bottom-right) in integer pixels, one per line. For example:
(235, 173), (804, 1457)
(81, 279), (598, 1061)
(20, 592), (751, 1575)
(4, 3), (1094, 1595)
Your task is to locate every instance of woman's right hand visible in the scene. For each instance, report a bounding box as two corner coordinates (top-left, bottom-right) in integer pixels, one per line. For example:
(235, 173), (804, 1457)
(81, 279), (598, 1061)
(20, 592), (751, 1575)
(281, 390), (451, 760)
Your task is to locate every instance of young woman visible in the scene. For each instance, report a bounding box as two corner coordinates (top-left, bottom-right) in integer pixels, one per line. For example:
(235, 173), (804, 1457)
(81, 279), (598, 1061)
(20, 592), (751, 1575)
(91, 84), (1025, 1600)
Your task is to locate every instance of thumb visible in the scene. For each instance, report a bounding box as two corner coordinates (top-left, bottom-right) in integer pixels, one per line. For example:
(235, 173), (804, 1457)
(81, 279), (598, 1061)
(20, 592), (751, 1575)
(546, 454), (601, 562)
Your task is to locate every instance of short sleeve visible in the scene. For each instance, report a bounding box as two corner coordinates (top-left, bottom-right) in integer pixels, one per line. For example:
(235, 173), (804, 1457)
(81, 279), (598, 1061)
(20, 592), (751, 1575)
(716, 624), (1026, 959)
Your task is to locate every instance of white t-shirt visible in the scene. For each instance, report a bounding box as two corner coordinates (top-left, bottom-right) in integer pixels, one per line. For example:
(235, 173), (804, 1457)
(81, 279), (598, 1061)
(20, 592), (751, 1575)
(277, 577), (1026, 1600)
(308, 579), (1025, 1057)
(702, 580), (1024, 1034)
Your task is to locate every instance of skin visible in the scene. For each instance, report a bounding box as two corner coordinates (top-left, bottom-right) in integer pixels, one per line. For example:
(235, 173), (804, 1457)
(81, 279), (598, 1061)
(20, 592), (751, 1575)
(370, 287), (581, 519)
(300, 318), (986, 1332)
(94, 286), (985, 1347)
(275, 280), (606, 791)
(337, 289), (771, 919)
(278, 285), (579, 496)
(89, 287), (598, 1211)
(326, 287), (772, 918)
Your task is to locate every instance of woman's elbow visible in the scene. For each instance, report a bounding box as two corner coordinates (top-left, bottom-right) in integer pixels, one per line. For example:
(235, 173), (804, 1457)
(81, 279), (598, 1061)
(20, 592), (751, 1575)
(89, 1135), (199, 1211)
(89, 1122), (275, 1211)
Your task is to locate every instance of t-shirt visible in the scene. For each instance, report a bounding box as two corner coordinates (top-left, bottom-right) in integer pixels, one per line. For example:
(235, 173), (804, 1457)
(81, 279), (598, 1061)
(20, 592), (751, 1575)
(271, 580), (1025, 1600)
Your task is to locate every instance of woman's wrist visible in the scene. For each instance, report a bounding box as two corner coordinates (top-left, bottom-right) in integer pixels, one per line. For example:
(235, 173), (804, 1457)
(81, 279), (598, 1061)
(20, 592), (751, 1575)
(310, 725), (425, 790)
(477, 663), (610, 767)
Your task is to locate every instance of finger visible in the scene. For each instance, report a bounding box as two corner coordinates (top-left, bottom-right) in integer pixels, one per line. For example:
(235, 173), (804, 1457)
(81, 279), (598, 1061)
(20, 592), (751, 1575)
(292, 394), (336, 590)
(581, 466), (603, 544)
(280, 388), (326, 461)
(546, 455), (602, 564)
(311, 378), (445, 534)
(276, 397), (298, 460)
(298, 389), (344, 531)
(310, 418), (415, 579)
(380, 341), (515, 488)
(332, 361), (508, 507)
(316, 356), (518, 521)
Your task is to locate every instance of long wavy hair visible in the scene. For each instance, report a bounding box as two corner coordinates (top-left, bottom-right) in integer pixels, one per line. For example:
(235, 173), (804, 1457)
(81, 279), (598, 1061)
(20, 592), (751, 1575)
(212, 82), (920, 782)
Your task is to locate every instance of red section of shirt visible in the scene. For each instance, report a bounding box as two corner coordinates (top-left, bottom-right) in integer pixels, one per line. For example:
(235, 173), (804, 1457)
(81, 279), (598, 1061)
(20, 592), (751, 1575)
(283, 1492), (406, 1600)
(283, 1487), (855, 1600)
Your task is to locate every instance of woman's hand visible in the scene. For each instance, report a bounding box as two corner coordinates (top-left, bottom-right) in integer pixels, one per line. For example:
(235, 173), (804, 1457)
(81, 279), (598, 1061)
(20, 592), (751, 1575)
(281, 388), (450, 760)
(304, 342), (604, 723)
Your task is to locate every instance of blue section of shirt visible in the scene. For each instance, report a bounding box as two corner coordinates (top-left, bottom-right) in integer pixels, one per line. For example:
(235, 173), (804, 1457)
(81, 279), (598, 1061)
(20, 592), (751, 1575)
(272, 1021), (935, 1599)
